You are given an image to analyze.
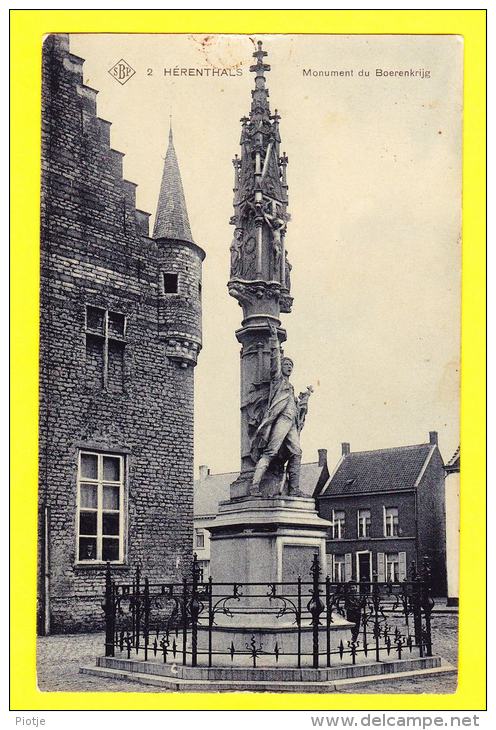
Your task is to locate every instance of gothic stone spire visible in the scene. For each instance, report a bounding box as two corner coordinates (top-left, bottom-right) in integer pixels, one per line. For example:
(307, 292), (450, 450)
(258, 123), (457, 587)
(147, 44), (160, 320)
(227, 41), (299, 496)
(229, 40), (292, 317)
(153, 126), (194, 243)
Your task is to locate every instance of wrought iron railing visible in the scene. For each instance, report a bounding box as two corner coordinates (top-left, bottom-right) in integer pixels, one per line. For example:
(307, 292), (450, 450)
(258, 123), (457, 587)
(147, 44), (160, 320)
(102, 554), (434, 669)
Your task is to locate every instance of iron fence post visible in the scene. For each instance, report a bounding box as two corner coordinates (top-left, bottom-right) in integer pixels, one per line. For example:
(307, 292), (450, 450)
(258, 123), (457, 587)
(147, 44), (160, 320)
(325, 575), (331, 668)
(208, 576), (213, 667)
(143, 577), (150, 661)
(308, 553), (324, 669)
(182, 576), (188, 666)
(191, 553), (200, 667)
(297, 577), (302, 669)
(421, 556), (434, 657)
(410, 561), (423, 655)
(104, 561), (115, 657)
(135, 564), (141, 654)
(131, 575), (136, 649)
(372, 571), (380, 662)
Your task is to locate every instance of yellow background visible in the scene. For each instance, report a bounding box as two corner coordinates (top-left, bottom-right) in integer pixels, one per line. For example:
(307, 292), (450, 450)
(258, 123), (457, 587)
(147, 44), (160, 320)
(10, 9), (486, 711)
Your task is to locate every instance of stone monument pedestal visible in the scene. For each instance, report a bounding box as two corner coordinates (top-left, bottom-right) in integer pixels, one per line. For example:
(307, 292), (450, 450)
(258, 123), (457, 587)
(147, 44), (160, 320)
(205, 495), (353, 666)
(209, 495), (332, 583)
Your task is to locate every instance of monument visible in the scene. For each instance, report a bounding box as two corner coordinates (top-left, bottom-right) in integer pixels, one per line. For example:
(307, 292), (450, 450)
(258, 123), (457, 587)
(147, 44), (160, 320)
(84, 40), (445, 688)
(207, 42), (352, 658)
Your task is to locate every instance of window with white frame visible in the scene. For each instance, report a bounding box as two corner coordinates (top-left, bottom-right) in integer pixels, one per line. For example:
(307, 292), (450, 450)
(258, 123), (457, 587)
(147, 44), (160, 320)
(385, 552), (400, 582)
(357, 508), (371, 538)
(77, 451), (125, 563)
(333, 555), (346, 582)
(195, 529), (205, 549)
(331, 510), (345, 539)
(384, 506), (399, 537)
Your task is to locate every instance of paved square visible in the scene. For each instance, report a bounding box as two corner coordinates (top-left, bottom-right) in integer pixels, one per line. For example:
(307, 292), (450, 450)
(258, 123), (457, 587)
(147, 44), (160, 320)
(36, 613), (457, 694)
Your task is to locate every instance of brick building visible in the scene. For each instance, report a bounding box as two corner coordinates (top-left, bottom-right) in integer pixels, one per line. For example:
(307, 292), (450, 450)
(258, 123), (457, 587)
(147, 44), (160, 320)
(316, 433), (447, 595)
(38, 35), (204, 633)
(445, 446), (460, 606)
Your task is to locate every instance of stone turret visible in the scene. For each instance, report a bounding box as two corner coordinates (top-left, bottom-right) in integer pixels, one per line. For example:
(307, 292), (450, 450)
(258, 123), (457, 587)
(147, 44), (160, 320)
(154, 126), (205, 368)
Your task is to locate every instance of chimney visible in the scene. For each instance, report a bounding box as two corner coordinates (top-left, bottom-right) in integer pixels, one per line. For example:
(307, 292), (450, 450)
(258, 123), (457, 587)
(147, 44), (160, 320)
(199, 465), (210, 480)
(318, 448), (327, 467)
(429, 431), (438, 446)
(341, 442), (350, 456)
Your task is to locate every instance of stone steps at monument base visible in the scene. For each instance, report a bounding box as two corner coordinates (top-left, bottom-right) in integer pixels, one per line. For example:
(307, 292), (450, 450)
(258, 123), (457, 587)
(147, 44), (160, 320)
(80, 656), (456, 693)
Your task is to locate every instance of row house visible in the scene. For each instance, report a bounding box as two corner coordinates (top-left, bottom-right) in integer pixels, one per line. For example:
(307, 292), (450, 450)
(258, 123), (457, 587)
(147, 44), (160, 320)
(445, 446), (460, 606)
(316, 433), (447, 595)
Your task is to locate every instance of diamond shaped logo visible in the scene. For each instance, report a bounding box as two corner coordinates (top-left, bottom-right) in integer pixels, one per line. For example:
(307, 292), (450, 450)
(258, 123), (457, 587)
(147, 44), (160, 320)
(108, 59), (136, 85)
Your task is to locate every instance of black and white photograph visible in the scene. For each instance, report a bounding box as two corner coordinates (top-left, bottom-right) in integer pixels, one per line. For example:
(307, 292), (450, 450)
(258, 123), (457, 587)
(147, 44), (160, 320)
(37, 32), (462, 694)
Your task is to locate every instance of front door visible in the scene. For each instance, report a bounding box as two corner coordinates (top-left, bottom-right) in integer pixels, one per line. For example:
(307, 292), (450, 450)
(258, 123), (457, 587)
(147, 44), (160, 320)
(357, 552), (371, 583)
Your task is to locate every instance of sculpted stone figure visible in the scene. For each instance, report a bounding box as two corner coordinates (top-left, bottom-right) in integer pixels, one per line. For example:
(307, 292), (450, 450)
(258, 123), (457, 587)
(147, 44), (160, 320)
(284, 251), (292, 291)
(230, 228), (243, 278)
(263, 203), (287, 278)
(251, 322), (312, 495)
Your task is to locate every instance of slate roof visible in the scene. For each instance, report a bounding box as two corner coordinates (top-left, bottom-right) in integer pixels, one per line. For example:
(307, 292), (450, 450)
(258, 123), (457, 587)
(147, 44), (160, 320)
(445, 445), (460, 473)
(153, 127), (194, 242)
(194, 461), (326, 518)
(320, 444), (436, 497)
(194, 470), (237, 518)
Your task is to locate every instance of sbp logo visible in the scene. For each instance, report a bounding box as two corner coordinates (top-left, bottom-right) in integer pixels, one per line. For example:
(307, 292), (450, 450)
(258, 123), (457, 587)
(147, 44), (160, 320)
(108, 59), (136, 85)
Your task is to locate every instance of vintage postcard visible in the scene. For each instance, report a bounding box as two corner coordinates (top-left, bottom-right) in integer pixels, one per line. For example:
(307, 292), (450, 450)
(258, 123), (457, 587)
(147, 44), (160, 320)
(31, 29), (466, 699)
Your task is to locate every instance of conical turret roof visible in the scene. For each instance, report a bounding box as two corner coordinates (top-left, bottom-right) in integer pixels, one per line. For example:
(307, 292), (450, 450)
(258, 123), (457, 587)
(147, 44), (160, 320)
(153, 127), (194, 242)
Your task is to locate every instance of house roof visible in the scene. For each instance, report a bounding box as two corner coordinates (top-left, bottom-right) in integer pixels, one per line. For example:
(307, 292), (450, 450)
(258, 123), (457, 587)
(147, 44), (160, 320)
(320, 444), (437, 497)
(194, 461), (326, 517)
(194, 469), (238, 518)
(445, 445), (460, 473)
(153, 127), (194, 243)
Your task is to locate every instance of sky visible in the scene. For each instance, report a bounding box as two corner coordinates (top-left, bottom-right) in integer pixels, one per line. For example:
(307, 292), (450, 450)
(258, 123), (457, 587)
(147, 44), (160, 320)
(70, 33), (463, 476)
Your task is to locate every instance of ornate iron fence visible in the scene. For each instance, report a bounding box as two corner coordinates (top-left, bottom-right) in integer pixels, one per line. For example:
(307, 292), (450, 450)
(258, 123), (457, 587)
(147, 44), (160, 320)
(102, 554), (434, 669)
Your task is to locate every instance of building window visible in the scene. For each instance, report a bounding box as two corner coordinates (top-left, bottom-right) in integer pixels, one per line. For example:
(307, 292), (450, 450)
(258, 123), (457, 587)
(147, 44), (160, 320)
(333, 555), (346, 582)
(77, 451), (125, 563)
(85, 306), (126, 392)
(195, 529), (205, 549)
(331, 510), (345, 539)
(385, 553), (400, 582)
(357, 509), (371, 538)
(163, 272), (178, 294)
(384, 506), (399, 537)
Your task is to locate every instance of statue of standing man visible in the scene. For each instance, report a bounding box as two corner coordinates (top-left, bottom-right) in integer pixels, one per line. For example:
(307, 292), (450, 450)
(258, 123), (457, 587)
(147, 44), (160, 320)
(251, 322), (312, 496)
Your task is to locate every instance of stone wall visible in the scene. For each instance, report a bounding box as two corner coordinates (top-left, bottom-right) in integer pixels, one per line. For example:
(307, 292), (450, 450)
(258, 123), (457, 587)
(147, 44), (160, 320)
(39, 35), (201, 633)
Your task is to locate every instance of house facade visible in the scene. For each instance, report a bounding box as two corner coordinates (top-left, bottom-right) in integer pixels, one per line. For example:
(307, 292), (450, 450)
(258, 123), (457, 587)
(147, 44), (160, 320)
(445, 446), (460, 606)
(316, 433), (447, 595)
(38, 35), (204, 633)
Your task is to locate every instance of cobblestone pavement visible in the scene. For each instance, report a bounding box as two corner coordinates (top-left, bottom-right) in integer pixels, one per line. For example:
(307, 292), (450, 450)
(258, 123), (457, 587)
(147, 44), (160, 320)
(37, 614), (458, 695)
(338, 613), (458, 694)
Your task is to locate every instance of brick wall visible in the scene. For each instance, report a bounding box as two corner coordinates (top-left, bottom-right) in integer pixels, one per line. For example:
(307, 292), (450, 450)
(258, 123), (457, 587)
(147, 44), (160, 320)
(319, 492), (417, 582)
(38, 35), (202, 633)
(417, 449), (447, 595)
